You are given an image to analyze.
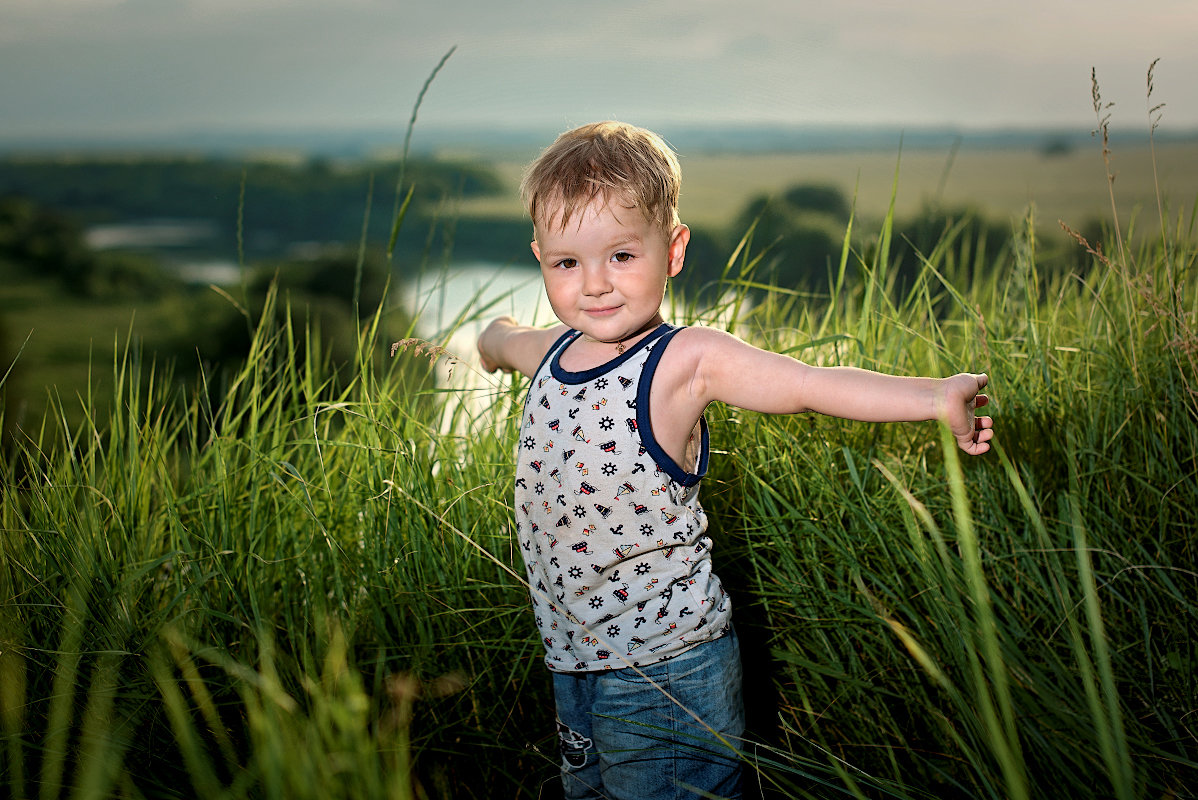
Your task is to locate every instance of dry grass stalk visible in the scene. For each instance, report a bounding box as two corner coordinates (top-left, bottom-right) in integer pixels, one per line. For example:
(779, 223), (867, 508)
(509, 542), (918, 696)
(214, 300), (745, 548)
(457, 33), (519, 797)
(390, 337), (461, 378)
(1091, 67), (1127, 265)
(1058, 221), (1112, 270)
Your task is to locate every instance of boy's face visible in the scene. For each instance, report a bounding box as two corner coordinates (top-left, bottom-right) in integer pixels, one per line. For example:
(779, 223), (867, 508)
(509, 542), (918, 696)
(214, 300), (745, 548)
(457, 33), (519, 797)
(531, 196), (689, 345)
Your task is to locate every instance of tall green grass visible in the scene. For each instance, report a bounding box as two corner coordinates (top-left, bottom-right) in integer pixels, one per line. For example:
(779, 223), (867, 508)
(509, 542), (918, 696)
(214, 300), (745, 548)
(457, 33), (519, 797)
(3, 70), (1198, 798)
(1, 283), (555, 798)
(686, 76), (1198, 794)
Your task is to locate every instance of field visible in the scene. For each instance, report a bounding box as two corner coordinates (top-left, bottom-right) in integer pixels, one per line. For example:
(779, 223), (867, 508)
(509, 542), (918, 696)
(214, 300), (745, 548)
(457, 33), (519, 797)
(2, 117), (1198, 798)
(459, 139), (1198, 232)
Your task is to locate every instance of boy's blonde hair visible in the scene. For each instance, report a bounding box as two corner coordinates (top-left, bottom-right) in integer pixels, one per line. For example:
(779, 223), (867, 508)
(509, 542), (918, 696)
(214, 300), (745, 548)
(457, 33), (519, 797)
(521, 121), (682, 236)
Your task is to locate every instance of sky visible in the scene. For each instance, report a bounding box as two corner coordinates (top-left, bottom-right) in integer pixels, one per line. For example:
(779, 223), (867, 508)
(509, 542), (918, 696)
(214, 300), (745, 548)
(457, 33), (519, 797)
(2, 0), (1197, 147)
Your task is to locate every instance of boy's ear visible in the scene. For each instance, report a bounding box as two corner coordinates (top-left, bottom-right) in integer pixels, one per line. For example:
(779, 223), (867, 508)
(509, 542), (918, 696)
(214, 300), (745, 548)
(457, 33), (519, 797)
(530, 240), (541, 263)
(667, 224), (690, 278)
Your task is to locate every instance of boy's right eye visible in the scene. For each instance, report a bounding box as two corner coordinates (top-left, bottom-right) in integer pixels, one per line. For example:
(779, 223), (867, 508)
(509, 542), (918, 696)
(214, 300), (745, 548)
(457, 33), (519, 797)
(556, 258), (578, 269)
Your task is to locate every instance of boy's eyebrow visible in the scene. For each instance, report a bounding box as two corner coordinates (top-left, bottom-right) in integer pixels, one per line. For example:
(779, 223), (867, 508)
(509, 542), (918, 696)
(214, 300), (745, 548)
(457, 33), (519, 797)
(604, 232), (643, 250)
(538, 232), (645, 259)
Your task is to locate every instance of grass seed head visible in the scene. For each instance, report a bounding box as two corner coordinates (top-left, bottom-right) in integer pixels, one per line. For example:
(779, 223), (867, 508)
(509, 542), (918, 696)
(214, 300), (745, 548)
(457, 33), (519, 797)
(390, 337), (461, 379)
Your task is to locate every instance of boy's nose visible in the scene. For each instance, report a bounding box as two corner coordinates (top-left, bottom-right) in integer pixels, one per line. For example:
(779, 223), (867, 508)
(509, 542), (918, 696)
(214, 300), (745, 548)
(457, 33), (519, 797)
(581, 264), (611, 296)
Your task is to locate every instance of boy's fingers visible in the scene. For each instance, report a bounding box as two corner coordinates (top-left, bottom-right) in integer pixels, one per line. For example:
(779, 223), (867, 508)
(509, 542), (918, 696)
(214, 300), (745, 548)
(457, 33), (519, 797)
(959, 427), (993, 455)
(477, 349), (495, 372)
(955, 415), (994, 455)
(973, 393), (989, 409)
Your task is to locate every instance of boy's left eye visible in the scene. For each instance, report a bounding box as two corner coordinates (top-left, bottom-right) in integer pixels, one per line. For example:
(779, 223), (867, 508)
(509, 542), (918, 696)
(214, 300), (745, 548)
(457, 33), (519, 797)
(612, 252), (633, 263)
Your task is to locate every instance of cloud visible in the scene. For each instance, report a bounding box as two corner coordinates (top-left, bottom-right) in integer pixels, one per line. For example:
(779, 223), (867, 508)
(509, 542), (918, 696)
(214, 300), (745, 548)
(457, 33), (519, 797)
(1, 0), (1196, 138)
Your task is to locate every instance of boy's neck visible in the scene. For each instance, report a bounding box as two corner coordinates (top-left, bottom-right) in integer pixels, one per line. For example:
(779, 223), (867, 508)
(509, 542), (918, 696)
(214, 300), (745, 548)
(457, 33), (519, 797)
(580, 315), (664, 355)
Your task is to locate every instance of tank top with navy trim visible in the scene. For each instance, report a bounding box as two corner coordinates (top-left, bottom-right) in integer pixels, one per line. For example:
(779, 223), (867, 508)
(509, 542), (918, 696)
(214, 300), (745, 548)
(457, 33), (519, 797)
(514, 323), (732, 672)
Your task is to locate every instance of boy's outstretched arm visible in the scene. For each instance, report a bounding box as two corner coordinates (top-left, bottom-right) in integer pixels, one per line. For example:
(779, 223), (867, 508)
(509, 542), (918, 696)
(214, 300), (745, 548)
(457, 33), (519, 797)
(676, 327), (994, 454)
(477, 315), (568, 379)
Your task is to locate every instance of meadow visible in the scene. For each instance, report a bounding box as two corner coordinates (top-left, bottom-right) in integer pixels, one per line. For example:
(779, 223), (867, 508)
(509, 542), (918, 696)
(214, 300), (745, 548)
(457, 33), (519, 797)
(3, 81), (1198, 797)
(460, 137), (1198, 233)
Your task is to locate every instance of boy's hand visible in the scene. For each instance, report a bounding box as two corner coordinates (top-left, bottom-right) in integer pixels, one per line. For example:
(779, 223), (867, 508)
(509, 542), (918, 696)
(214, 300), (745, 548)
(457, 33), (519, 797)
(942, 373), (993, 455)
(478, 315), (519, 374)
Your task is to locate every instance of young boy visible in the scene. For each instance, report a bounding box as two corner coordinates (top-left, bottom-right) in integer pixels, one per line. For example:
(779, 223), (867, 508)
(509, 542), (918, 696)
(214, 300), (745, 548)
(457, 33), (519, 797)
(476, 121), (992, 800)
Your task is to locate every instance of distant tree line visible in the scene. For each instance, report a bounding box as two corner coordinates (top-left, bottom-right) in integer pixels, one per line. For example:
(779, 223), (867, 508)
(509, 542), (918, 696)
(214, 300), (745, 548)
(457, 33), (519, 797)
(0, 195), (174, 298)
(0, 156), (509, 265)
(673, 183), (1014, 300)
(677, 182), (1095, 301)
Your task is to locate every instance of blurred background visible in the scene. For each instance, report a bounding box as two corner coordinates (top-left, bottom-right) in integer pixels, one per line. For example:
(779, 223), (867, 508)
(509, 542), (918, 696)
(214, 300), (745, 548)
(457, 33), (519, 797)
(3, 0), (1197, 432)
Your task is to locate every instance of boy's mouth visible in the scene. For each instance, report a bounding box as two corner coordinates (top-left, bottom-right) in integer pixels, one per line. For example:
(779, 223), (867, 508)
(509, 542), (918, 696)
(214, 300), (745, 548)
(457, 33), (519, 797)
(584, 305), (621, 315)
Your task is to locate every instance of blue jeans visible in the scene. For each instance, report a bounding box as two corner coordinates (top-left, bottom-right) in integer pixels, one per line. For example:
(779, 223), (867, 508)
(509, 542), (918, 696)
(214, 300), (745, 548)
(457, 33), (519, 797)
(552, 628), (744, 800)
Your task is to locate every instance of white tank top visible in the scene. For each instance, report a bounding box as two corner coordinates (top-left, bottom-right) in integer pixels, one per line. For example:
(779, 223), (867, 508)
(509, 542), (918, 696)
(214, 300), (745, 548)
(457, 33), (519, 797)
(514, 324), (732, 672)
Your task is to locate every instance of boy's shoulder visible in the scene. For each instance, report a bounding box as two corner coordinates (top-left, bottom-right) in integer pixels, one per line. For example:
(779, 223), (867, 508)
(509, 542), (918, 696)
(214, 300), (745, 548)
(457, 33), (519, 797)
(656, 323), (739, 382)
(667, 323), (739, 355)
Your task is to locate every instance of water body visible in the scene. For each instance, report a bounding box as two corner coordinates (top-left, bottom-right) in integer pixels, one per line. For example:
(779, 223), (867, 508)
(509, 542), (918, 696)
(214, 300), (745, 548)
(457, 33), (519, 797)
(399, 263), (555, 388)
(402, 262), (551, 336)
(85, 219), (218, 250)
(85, 218), (547, 320)
(85, 219), (244, 285)
(83, 218), (559, 375)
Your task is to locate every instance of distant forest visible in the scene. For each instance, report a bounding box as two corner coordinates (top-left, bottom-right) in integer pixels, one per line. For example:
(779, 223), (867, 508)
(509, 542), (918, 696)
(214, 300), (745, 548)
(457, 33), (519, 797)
(0, 155), (533, 268)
